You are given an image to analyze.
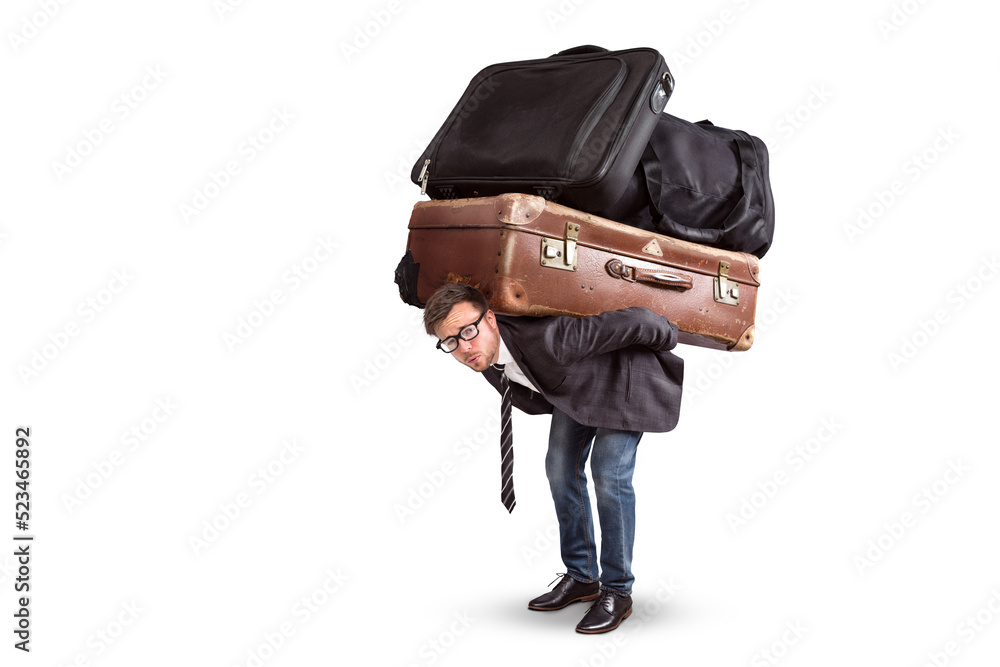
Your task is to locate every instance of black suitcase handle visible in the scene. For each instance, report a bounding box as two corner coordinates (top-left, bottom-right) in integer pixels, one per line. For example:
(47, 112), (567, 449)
(551, 45), (609, 57)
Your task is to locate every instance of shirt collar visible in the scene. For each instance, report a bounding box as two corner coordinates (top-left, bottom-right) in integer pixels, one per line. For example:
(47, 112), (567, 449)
(495, 335), (514, 367)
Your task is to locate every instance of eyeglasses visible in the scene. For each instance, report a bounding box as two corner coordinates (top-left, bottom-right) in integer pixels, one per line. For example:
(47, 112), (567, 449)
(436, 312), (486, 353)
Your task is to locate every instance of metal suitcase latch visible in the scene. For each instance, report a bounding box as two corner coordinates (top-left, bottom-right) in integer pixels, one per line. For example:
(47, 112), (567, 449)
(540, 222), (579, 272)
(714, 261), (740, 306)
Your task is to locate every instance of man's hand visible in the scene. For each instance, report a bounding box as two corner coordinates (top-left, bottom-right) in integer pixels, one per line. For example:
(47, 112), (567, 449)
(539, 307), (678, 366)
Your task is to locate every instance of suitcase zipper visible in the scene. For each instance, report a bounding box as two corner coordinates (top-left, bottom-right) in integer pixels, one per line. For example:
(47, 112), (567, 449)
(418, 159), (431, 195)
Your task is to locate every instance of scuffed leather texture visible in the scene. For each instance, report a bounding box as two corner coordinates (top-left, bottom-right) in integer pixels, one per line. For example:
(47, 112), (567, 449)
(404, 194), (760, 352)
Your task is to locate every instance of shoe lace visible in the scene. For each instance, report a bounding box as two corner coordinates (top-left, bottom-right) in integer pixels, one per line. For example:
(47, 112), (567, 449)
(548, 572), (566, 588)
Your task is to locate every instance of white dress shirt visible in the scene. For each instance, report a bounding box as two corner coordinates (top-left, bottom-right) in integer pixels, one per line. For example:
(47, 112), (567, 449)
(495, 337), (540, 393)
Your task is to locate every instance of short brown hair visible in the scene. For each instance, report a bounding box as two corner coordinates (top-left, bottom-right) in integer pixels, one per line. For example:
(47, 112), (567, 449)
(423, 283), (489, 336)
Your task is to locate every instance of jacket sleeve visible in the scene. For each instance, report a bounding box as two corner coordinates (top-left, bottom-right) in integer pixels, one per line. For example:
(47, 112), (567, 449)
(537, 307), (679, 365)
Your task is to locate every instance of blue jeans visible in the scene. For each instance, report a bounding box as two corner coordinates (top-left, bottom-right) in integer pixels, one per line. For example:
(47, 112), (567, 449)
(546, 407), (642, 596)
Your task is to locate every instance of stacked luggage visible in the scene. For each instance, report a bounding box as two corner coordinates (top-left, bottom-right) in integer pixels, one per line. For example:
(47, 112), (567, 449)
(394, 45), (774, 351)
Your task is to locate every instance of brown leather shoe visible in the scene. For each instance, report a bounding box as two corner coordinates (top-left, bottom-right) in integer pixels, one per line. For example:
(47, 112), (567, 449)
(575, 590), (632, 633)
(528, 575), (600, 611)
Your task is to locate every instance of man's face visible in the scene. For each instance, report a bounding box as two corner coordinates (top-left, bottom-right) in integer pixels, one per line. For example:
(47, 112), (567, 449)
(434, 301), (500, 373)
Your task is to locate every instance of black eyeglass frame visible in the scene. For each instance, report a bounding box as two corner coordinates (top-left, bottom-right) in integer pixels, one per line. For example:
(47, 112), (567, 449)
(435, 311), (486, 353)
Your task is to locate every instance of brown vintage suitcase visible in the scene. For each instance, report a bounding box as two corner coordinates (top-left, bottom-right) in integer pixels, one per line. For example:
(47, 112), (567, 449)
(403, 193), (760, 351)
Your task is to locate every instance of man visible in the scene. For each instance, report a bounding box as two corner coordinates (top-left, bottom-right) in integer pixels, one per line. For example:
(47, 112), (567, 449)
(423, 282), (683, 634)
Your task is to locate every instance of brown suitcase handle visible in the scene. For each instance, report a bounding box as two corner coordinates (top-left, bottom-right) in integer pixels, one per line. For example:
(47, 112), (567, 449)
(605, 259), (693, 290)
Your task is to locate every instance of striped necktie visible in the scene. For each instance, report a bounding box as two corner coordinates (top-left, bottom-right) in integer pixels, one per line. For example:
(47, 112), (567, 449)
(494, 364), (516, 513)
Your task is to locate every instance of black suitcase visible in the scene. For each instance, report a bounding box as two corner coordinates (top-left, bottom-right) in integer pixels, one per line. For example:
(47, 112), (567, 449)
(410, 45), (674, 212)
(595, 114), (775, 258)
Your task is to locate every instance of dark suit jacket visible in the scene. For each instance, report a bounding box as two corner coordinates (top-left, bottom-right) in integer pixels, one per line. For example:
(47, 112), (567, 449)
(482, 307), (683, 433)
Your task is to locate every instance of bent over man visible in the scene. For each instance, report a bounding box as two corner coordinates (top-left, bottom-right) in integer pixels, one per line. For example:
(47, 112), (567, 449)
(423, 283), (683, 634)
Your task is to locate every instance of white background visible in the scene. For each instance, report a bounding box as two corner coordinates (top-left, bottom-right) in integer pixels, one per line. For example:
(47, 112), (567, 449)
(3, 0), (999, 665)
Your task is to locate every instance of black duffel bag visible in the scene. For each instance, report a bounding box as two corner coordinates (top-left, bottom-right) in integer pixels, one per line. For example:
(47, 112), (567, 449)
(595, 113), (775, 258)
